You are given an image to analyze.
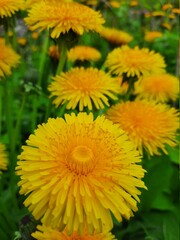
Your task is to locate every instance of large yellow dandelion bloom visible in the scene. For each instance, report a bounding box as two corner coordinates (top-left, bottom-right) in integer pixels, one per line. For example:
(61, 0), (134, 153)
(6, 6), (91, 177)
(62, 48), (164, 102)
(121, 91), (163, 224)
(0, 143), (8, 173)
(172, 8), (180, 14)
(16, 112), (146, 234)
(68, 46), (101, 62)
(48, 67), (120, 111)
(105, 45), (166, 77)
(100, 27), (133, 46)
(0, 0), (23, 18)
(144, 31), (163, 42)
(134, 73), (179, 102)
(32, 225), (116, 239)
(106, 101), (179, 156)
(25, 1), (105, 38)
(0, 39), (20, 78)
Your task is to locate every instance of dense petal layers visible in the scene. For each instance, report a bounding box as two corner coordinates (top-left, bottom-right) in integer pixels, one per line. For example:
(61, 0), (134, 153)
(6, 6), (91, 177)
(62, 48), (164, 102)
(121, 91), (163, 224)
(68, 46), (101, 62)
(48, 67), (120, 111)
(105, 45), (166, 77)
(25, 1), (105, 38)
(32, 225), (116, 239)
(0, 0), (23, 17)
(16, 113), (146, 234)
(134, 73), (179, 102)
(106, 101), (179, 155)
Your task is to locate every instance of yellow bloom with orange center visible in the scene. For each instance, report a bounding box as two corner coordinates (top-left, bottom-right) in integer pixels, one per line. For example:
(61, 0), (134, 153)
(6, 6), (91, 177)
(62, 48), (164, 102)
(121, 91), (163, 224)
(106, 101), (179, 156)
(130, 0), (138, 7)
(144, 31), (163, 42)
(48, 67), (120, 111)
(162, 4), (173, 11)
(25, 1), (105, 38)
(0, 143), (8, 173)
(0, 39), (20, 78)
(162, 22), (172, 30)
(32, 225), (116, 239)
(16, 112), (146, 234)
(134, 73), (179, 102)
(68, 46), (101, 62)
(109, 0), (121, 8)
(0, 0), (23, 18)
(100, 27), (133, 45)
(172, 8), (180, 14)
(17, 37), (27, 46)
(105, 45), (166, 77)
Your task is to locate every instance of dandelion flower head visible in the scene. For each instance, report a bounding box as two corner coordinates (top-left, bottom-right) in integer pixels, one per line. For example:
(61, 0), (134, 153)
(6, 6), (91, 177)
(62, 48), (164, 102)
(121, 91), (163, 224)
(0, 0), (23, 18)
(16, 112), (146, 234)
(68, 46), (101, 62)
(100, 27), (133, 45)
(134, 73), (179, 102)
(106, 100), (179, 156)
(25, 0), (105, 38)
(0, 143), (8, 173)
(48, 67), (120, 111)
(105, 45), (166, 77)
(32, 225), (116, 239)
(144, 31), (163, 42)
(0, 39), (20, 78)
(49, 45), (60, 60)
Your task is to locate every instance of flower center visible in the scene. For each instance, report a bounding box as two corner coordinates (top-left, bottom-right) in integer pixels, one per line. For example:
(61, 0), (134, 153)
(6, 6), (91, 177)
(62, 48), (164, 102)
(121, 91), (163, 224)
(69, 145), (94, 175)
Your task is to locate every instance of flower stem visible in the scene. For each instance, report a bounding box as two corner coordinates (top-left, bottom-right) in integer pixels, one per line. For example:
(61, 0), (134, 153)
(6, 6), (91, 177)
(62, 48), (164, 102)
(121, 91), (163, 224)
(0, 83), (3, 136)
(124, 77), (135, 101)
(56, 41), (67, 75)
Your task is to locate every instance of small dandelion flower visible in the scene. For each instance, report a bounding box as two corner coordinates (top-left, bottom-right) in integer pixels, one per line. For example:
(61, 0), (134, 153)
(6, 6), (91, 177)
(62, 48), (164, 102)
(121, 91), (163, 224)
(100, 27), (133, 45)
(162, 4), (173, 11)
(68, 46), (101, 62)
(25, 1), (105, 38)
(144, 31), (163, 42)
(0, 143), (8, 173)
(152, 11), (165, 17)
(16, 112), (146, 234)
(172, 8), (180, 14)
(32, 225), (116, 239)
(162, 22), (172, 30)
(48, 45), (60, 60)
(134, 73), (179, 102)
(106, 100), (179, 156)
(0, 0), (23, 18)
(48, 67), (120, 111)
(105, 45), (166, 77)
(0, 39), (20, 78)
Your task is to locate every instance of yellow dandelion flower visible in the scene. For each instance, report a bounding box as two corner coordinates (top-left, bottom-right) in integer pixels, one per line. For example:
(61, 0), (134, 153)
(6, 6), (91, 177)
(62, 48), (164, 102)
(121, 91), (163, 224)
(25, 1), (105, 39)
(106, 101), (179, 156)
(100, 27), (133, 46)
(144, 31), (163, 42)
(31, 31), (40, 39)
(16, 112), (146, 234)
(172, 8), (180, 14)
(109, 1), (121, 8)
(130, 0), (138, 7)
(49, 45), (60, 60)
(162, 4), (173, 11)
(105, 45), (166, 77)
(48, 67), (120, 111)
(23, 0), (39, 9)
(144, 13), (152, 18)
(0, 39), (20, 78)
(0, 143), (8, 173)
(79, 0), (98, 6)
(134, 73), (179, 102)
(162, 22), (172, 30)
(0, 0), (23, 18)
(168, 13), (176, 19)
(152, 11), (165, 17)
(17, 37), (27, 46)
(32, 225), (116, 239)
(68, 46), (101, 62)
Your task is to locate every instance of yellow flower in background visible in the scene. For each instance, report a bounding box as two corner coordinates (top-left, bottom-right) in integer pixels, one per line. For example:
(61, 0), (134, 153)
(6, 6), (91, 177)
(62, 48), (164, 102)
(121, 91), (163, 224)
(17, 37), (27, 46)
(0, 0), (23, 18)
(48, 67), (120, 111)
(109, 0), (121, 8)
(172, 8), (180, 14)
(68, 46), (101, 62)
(134, 73), (179, 102)
(162, 4), (173, 11)
(106, 101), (179, 156)
(48, 45), (60, 60)
(0, 39), (20, 78)
(144, 31), (163, 42)
(16, 113), (146, 234)
(100, 27), (133, 45)
(130, 0), (138, 7)
(0, 143), (8, 173)
(162, 22), (172, 30)
(152, 11), (165, 17)
(25, 1), (105, 38)
(105, 45), (166, 77)
(32, 225), (116, 239)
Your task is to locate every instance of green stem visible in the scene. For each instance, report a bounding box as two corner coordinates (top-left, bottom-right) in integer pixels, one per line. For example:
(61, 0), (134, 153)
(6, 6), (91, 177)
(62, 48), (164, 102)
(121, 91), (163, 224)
(12, 93), (27, 152)
(31, 31), (49, 131)
(124, 78), (135, 101)
(56, 41), (67, 75)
